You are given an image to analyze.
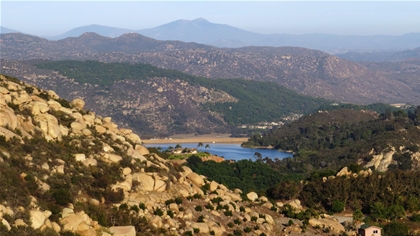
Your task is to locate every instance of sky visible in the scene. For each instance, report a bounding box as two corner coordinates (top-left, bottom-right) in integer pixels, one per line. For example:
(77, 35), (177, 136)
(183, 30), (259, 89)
(1, 1), (420, 37)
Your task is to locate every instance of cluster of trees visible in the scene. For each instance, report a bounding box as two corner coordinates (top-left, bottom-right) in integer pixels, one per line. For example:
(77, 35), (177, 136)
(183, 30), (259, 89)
(186, 155), (301, 195)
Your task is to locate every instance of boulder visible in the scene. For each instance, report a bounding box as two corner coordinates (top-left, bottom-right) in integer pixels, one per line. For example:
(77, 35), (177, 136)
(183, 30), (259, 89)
(336, 167), (351, 177)
(70, 98), (85, 109)
(132, 173), (154, 191)
(31, 101), (50, 115)
(102, 153), (122, 163)
(209, 181), (219, 192)
(0, 105), (17, 130)
(186, 172), (205, 187)
(135, 145), (149, 155)
(74, 154), (86, 162)
(34, 114), (62, 141)
(247, 192), (258, 201)
(1, 218), (11, 231)
(30, 210), (51, 229)
(309, 217), (345, 234)
(190, 222), (209, 234)
(286, 199), (303, 210)
(109, 226), (136, 236)
(95, 125), (107, 134)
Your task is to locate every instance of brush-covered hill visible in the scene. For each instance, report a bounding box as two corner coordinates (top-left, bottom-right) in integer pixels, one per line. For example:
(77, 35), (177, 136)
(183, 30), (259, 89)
(2, 32), (420, 104)
(1, 60), (336, 137)
(1, 74), (346, 235)
(243, 108), (420, 173)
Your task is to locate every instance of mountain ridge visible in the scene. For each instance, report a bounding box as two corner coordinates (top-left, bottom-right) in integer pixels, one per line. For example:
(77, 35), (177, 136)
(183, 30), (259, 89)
(1, 32), (420, 105)
(4, 18), (420, 52)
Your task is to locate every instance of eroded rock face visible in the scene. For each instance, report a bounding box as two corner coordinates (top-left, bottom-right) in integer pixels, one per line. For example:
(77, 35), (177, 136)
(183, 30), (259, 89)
(365, 148), (395, 172)
(247, 192), (258, 202)
(34, 113), (62, 141)
(0, 105), (18, 130)
(186, 172), (205, 187)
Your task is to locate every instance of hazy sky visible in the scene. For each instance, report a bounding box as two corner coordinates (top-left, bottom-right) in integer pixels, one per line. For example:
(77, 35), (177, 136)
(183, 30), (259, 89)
(2, 1), (420, 36)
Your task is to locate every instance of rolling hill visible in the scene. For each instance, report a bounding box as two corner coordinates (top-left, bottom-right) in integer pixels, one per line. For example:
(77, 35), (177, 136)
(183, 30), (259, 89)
(2, 32), (419, 105)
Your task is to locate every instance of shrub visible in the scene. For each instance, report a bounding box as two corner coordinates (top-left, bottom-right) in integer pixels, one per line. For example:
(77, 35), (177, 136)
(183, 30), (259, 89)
(195, 205), (202, 212)
(193, 228), (200, 233)
(154, 208), (163, 216)
(139, 203), (146, 210)
(167, 210), (174, 218)
(197, 215), (205, 222)
(227, 222), (234, 228)
(239, 206), (245, 212)
(224, 210), (233, 216)
(411, 213), (420, 222)
(331, 200), (345, 213)
(244, 227), (252, 233)
(175, 197), (183, 204)
(205, 203), (214, 210)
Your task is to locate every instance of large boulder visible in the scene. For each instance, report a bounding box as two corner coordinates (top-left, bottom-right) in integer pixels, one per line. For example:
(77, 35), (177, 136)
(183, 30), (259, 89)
(132, 173), (155, 192)
(0, 105), (17, 130)
(135, 145), (149, 155)
(109, 226), (136, 236)
(247, 192), (258, 202)
(34, 114), (62, 141)
(186, 172), (205, 187)
(309, 217), (345, 234)
(70, 98), (85, 109)
(30, 210), (51, 229)
(190, 222), (209, 234)
(31, 101), (50, 116)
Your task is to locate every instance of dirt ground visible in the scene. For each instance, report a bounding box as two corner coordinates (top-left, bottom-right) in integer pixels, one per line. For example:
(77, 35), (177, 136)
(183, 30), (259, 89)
(142, 134), (248, 144)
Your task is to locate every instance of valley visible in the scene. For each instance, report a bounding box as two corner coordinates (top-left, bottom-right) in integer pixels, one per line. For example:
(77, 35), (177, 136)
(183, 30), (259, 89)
(1, 15), (420, 235)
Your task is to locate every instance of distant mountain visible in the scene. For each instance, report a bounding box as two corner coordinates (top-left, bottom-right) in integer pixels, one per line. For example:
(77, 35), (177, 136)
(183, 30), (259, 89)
(137, 18), (420, 53)
(46, 24), (134, 40)
(5, 18), (420, 52)
(337, 47), (420, 62)
(0, 26), (19, 34)
(1, 32), (420, 105)
(137, 18), (261, 46)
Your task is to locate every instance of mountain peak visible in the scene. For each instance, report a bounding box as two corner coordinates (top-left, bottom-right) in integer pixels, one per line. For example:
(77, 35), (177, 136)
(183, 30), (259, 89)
(78, 32), (106, 38)
(192, 17), (209, 23)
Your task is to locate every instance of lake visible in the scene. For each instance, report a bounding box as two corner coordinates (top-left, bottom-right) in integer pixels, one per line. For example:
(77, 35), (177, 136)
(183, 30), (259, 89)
(144, 143), (293, 161)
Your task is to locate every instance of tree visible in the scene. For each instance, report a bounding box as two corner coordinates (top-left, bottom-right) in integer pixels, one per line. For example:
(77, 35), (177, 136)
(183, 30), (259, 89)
(331, 200), (345, 213)
(353, 209), (364, 223)
(205, 144), (210, 149)
(253, 152), (262, 161)
(383, 222), (409, 236)
(198, 142), (204, 151)
(175, 144), (182, 149)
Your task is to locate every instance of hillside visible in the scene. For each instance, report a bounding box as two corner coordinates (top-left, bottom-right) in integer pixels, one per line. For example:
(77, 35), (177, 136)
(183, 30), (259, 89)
(1, 74), (345, 235)
(2, 32), (420, 104)
(1, 60), (334, 137)
(243, 108), (420, 173)
(337, 47), (420, 62)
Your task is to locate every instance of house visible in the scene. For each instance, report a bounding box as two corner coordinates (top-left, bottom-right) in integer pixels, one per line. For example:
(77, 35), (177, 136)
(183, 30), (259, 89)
(171, 148), (198, 154)
(358, 224), (381, 236)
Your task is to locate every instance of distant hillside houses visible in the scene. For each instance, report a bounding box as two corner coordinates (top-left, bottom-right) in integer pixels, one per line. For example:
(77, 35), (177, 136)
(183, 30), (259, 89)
(171, 148), (198, 154)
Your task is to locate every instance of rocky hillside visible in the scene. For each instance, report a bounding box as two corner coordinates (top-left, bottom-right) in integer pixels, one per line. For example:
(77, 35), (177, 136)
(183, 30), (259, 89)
(1, 74), (351, 235)
(2, 32), (420, 104)
(1, 60), (334, 137)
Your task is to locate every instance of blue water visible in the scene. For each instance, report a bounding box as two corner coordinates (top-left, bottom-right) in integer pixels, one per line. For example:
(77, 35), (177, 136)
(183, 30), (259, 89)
(144, 143), (293, 161)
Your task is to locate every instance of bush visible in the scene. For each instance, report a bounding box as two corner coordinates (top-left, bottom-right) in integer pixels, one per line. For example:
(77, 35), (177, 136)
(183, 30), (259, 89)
(384, 222), (409, 236)
(195, 205), (202, 212)
(154, 208), (164, 216)
(331, 200), (345, 213)
(411, 213), (420, 222)
(175, 197), (183, 205)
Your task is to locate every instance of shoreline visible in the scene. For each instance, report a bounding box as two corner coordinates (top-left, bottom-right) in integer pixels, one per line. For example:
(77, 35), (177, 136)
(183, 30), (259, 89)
(142, 137), (248, 144)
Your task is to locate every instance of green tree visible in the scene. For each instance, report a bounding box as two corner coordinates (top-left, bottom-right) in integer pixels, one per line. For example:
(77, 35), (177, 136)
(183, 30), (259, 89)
(383, 222), (409, 236)
(205, 144), (210, 149)
(331, 200), (345, 213)
(197, 142), (204, 151)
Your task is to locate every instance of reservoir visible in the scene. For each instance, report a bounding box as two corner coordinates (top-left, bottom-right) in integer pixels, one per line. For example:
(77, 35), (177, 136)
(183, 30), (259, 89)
(144, 143), (293, 161)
